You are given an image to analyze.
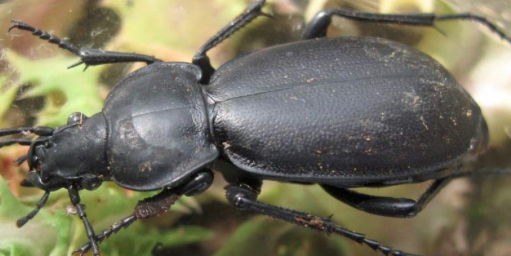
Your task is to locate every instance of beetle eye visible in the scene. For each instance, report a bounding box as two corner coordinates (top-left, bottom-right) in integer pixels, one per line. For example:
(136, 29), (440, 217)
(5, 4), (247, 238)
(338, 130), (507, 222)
(80, 176), (102, 191)
(67, 112), (88, 125)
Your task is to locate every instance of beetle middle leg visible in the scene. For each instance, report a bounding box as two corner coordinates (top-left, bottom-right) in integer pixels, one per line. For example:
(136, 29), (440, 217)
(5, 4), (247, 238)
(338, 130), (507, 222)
(8, 20), (162, 69)
(302, 9), (511, 43)
(72, 170), (214, 256)
(226, 183), (418, 256)
(321, 177), (452, 218)
(192, 0), (271, 83)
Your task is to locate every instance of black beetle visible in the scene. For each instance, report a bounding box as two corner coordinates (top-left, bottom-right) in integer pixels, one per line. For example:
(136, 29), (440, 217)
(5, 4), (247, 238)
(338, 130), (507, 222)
(2, 1), (511, 255)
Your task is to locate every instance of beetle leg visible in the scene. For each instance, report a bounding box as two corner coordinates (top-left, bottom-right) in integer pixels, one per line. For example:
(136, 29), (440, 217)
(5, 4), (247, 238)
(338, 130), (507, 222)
(321, 177), (452, 218)
(192, 0), (271, 83)
(66, 49), (162, 70)
(72, 170), (214, 255)
(16, 191), (50, 227)
(68, 184), (101, 256)
(71, 190), (180, 256)
(226, 184), (418, 256)
(72, 215), (138, 256)
(302, 9), (511, 44)
(8, 20), (162, 69)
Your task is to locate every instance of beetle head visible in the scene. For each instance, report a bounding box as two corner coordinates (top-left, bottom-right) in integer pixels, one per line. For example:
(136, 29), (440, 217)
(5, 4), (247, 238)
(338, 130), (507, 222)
(27, 112), (109, 191)
(0, 112), (109, 226)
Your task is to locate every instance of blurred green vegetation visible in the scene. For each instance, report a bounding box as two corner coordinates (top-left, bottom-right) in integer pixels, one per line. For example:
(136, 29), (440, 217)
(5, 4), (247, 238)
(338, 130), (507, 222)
(0, 0), (510, 256)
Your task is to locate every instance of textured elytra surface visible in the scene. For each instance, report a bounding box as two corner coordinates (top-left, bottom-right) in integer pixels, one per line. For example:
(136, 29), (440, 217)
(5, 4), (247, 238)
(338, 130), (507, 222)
(103, 63), (219, 191)
(206, 37), (486, 186)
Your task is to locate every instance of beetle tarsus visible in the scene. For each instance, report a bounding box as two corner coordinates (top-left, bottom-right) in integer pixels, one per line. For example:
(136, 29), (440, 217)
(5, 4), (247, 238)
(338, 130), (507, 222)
(72, 192), (180, 255)
(72, 194), (177, 255)
(436, 14), (511, 44)
(72, 215), (138, 256)
(9, 20), (162, 69)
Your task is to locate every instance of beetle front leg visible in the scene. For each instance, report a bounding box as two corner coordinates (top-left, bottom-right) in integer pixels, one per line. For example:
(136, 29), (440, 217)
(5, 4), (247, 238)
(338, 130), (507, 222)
(226, 184), (418, 256)
(68, 184), (100, 256)
(322, 177), (452, 218)
(302, 9), (511, 44)
(8, 20), (162, 69)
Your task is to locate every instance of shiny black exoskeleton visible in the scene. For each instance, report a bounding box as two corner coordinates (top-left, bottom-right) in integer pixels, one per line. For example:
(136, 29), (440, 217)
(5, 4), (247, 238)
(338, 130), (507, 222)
(3, 1), (511, 255)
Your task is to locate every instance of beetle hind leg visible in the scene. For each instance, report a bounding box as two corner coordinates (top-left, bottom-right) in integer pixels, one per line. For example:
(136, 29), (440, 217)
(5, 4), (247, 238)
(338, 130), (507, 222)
(8, 20), (161, 70)
(322, 177), (452, 218)
(226, 184), (418, 256)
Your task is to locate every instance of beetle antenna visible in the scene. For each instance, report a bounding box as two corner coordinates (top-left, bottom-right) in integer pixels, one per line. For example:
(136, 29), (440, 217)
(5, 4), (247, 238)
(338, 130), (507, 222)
(16, 191), (50, 227)
(0, 139), (33, 148)
(0, 126), (54, 138)
(0, 127), (54, 165)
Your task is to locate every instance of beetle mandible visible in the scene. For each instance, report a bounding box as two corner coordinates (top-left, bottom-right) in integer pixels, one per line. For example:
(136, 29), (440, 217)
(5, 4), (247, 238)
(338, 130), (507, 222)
(2, 1), (511, 255)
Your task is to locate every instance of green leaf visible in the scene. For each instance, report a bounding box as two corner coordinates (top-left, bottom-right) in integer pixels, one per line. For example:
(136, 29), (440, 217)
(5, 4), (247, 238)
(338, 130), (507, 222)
(0, 176), (72, 256)
(0, 176), (30, 219)
(0, 76), (18, 122)
(101, 0), (246, 65)
(5, 50), (104, 127)
(163, 226), (215, 247)
(99, 225), (214, 256)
